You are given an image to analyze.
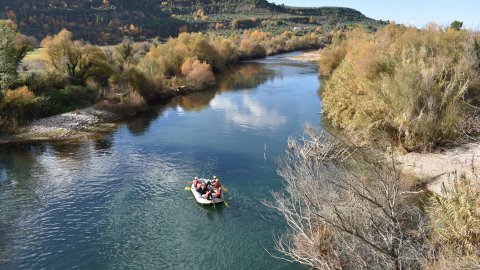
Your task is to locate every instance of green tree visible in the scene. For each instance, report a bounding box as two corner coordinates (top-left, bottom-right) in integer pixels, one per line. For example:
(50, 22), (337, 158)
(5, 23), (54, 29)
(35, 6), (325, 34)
(0, 21), (28, 91)
(450, 20), (463, 30)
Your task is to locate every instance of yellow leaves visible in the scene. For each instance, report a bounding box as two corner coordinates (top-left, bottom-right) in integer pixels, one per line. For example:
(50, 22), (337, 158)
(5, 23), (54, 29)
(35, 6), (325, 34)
(181, 58), (215, 88)
(3, 86), (35, 106)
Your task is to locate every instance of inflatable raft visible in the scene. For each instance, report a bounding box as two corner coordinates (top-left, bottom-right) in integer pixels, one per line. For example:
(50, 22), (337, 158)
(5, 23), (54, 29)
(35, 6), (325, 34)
(191, 179), (224, 205)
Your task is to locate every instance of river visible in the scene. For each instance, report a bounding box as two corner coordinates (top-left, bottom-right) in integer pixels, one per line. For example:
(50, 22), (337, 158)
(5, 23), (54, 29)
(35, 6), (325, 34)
(0, 52), (323, 269)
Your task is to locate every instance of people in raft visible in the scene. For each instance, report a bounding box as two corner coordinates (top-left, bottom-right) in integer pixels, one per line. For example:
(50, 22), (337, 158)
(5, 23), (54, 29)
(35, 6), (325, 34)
(193, 176), (222, 200)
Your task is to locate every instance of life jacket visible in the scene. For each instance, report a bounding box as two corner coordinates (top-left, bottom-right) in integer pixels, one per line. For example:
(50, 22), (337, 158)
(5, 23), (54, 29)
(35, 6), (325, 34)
(215, 189), (221, 198)
(193, 179), (198, 186)
(196, 183), (202, 192)
(214, 181), (221, 188)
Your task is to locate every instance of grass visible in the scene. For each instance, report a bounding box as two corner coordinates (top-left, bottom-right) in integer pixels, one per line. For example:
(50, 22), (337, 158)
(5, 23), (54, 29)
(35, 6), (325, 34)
(22, 48), (47, 73)
(23, 48), (44, 62)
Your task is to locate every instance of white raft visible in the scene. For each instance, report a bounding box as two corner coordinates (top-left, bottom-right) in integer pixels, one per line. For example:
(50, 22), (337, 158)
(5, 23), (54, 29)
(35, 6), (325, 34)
(191, 179), (224, 205)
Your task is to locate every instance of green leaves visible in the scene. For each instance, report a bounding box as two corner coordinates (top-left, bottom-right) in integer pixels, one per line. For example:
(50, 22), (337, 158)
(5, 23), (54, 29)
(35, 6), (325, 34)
(0, 22), (20, 91)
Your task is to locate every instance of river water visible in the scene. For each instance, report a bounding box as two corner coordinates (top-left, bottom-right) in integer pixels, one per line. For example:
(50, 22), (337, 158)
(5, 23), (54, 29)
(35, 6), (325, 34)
(0, 52), (323, 269)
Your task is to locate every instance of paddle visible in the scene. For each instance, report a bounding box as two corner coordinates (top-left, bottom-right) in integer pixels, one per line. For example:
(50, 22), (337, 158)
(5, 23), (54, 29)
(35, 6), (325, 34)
(184, 187), (191, 191)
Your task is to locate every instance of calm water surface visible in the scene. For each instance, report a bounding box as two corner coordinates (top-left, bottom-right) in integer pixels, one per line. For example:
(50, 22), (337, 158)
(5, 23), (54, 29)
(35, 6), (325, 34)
(0, 52), (323, 269)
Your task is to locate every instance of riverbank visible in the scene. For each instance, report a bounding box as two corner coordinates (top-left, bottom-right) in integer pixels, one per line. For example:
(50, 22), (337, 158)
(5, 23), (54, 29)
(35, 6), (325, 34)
(397, 142), (480, 195)
(0, 106), (120, 143)
(287, 49), (321, 62)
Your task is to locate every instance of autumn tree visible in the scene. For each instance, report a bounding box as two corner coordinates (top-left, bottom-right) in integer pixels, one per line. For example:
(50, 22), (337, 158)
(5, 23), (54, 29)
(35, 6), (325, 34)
(41, 29), (112, 85)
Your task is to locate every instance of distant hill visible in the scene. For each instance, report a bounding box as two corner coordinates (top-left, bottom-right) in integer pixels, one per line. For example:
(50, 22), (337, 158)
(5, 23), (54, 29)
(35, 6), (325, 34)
(0, 0), (386, 44)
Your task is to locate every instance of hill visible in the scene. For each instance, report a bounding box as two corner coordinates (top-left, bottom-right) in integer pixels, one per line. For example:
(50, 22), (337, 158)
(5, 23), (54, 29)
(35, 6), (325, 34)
(0, 0), (386, 44)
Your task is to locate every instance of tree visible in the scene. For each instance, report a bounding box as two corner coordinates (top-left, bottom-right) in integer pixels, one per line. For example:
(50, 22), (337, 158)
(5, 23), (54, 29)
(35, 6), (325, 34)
(267, 126), (428, 270)
(114, 38), (136, 71)
(41, 29), (112, 85)
(0, 21), (28, 91)
(450, 20), (463, 31)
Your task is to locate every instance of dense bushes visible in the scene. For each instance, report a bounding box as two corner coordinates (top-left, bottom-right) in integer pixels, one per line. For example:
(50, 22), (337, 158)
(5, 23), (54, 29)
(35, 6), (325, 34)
(320, 24), (480, 151)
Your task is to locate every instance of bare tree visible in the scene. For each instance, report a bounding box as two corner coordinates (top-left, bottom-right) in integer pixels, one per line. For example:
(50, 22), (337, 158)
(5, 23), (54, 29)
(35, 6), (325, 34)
(266, 126), (428, 270)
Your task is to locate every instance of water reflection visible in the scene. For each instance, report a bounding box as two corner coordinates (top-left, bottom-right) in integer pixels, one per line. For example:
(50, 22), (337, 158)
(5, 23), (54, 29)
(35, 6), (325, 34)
(211, 95), (288, 130)
(217, 63), (275, 91)
(169, 63), (275, 113)
(125, 106), (168, 135)
(169, 89), (217, 112)
(94, 134), (114, 154)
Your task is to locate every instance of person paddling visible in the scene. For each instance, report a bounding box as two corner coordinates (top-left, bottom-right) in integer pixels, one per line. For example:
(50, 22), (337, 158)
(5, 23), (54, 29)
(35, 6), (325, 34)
(213, 187), (222, 199)
(214, 178), (221, 189)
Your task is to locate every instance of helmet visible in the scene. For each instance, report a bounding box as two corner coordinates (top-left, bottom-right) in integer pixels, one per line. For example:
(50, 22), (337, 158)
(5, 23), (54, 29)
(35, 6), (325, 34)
(195, 177), (198, 180)
(213, 176), (217, 179)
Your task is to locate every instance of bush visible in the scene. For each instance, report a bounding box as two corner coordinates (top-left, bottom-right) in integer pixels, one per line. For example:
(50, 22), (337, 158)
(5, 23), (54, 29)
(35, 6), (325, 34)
(181, 58), (215, 88)
(24, 72), (69, 95)
(427, 177), (480, 267)
(0, 86), (43, 133)
(318, 39), (346, 76)
(321, 24), (480, 151)
(44, 85), (96, 113)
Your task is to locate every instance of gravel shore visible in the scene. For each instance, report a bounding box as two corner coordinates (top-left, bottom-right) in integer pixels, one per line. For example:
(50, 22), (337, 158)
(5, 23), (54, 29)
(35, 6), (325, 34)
(0, 107), (119, 143)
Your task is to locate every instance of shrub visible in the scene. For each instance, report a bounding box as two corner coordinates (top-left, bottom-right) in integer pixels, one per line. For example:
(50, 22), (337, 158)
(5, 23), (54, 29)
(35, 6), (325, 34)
(44, 85), (96, 113)
(2, 86), (35, 107)
(321, 24), (480, 151)
(427, 177), (480, 269)
(24, 72), (69, 95)
(317, 39), (346, 76)
(428, 178), (480, 255)
(181, 58), (215, 88)
(123, 90), (147, 115)
(0, 86), (43, 133)
(108, 67), (154, 100)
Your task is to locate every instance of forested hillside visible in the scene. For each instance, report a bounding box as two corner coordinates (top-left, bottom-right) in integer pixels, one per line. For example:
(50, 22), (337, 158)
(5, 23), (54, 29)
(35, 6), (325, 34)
(0, 0), (385, 44)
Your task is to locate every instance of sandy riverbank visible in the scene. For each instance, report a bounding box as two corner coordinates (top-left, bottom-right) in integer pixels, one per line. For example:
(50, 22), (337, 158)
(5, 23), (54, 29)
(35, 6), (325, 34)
(397, 142), (480, 195)
(287, 50), (321, 62)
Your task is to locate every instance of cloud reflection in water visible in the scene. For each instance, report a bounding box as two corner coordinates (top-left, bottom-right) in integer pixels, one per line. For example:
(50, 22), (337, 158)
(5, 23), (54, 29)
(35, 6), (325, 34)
(210, 94), (288, 130)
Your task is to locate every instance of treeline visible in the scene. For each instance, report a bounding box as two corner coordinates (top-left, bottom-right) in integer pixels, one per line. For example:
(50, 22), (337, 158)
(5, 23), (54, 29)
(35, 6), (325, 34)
(319, 23), (480, 152)
(1, 0), (385, 43)
(0, 20), (326, 134)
